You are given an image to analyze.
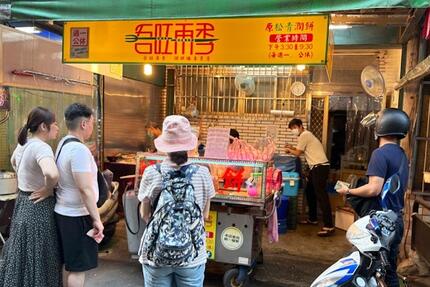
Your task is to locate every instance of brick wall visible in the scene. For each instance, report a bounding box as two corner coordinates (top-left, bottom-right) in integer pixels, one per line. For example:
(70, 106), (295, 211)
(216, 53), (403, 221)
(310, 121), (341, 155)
(189, 113), (307, 152)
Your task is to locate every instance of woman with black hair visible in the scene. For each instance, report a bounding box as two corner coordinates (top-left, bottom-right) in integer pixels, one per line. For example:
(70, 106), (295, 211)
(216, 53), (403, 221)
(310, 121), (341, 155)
(0, 107), (62, 287)
(138, 115), (215, 287)
(229, 128), (240, 144)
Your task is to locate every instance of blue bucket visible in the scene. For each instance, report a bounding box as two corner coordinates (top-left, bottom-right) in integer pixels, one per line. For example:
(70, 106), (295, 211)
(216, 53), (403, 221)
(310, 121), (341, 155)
(278, 219), (288, 234)
(277, 195), (289, 221)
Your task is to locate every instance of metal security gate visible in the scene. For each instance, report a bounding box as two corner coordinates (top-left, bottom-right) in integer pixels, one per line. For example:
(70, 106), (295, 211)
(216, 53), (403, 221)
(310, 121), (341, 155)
(310, 98), (325, 142)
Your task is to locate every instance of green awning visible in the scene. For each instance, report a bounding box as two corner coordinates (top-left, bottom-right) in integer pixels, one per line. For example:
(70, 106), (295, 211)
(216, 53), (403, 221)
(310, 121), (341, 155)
(7, 0), (430, 21)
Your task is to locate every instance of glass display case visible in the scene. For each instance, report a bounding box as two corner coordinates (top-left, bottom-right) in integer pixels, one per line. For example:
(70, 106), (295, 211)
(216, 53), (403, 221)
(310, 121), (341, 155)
(134, 153), (276, 207)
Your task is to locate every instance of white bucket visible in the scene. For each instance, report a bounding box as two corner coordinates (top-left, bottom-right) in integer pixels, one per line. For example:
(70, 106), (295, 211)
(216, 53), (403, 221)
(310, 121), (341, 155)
(0, 178), (17, 195)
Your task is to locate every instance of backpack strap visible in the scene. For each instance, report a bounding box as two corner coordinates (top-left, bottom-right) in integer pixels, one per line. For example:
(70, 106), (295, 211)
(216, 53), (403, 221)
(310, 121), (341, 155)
(151, 163), (163, 212)
(155, 163), (199, 180)
(154, 163), (161, 173)
(180, 164), (199, 180)
(56, 137), (81, 163)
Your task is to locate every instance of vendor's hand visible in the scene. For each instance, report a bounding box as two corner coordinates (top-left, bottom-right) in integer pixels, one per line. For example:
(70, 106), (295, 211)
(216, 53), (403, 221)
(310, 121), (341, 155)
(285, 144), (295, 153)
(29, 186), (53, 203)
(285, 147), (293, 154)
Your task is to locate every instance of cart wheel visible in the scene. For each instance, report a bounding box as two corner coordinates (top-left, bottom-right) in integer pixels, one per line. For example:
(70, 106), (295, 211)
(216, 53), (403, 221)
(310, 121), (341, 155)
(223, 268), (249, 287)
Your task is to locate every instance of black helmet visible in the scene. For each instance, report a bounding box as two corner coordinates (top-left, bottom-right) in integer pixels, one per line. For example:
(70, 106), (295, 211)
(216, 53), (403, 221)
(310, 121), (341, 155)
(375, 108), (410, 139)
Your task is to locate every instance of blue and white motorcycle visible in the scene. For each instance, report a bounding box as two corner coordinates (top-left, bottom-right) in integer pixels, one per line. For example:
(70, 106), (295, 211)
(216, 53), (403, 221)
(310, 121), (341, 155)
(311, 175), (405, 287)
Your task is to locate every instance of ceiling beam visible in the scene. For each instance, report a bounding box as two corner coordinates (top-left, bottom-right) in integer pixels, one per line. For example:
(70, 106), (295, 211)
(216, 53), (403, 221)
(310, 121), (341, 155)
(395, 55), (430, 90)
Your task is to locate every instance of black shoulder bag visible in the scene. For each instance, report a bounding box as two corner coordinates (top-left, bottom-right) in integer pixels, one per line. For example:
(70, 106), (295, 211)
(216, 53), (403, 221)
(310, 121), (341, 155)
(56, 138), (108, 208)
(347, 153), (407, 218)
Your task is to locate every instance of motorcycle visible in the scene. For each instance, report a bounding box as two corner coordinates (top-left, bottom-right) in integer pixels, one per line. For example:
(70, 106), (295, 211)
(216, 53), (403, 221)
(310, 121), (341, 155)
(311, 175), (405, 287)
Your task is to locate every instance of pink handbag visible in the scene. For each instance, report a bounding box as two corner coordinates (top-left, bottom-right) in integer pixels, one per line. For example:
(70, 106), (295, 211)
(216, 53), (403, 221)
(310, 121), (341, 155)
(266, 167), (283, 194)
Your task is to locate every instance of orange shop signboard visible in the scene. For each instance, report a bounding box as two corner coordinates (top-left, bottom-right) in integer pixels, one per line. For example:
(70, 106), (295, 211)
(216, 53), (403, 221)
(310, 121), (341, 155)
(63, 15), (329, 65)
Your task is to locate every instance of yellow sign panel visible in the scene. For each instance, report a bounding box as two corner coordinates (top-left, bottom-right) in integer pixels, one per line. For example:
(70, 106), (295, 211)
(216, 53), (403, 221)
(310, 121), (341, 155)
(205, 211), (217, 260)
(63, 15), (329, 65)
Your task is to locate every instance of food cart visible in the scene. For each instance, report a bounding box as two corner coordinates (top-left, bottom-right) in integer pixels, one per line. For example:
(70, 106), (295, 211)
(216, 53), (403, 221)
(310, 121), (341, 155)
(133, 152), (280, 287)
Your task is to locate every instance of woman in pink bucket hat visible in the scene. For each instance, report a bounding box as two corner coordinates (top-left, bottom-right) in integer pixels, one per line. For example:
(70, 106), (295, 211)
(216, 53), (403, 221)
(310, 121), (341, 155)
(137, 115), (215, 287)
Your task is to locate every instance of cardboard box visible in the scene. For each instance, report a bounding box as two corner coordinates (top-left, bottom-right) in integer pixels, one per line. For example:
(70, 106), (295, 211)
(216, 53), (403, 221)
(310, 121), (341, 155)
(329, 193), (345, 212)
(335, 207), (355, 231)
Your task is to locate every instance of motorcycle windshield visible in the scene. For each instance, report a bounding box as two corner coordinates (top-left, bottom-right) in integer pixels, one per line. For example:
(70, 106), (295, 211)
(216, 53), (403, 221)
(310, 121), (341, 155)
(346, 217), (371, 241)
(346, 216), (383, 253)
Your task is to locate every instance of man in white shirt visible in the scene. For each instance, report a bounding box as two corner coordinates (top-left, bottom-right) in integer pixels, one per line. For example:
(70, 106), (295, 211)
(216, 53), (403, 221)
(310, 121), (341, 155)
(285, 118), (334, 237)
(55, 103), (104, 287)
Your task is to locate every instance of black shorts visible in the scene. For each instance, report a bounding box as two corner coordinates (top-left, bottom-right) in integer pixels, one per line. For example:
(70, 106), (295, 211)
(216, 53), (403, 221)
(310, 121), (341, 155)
(55, 213), (98, 272)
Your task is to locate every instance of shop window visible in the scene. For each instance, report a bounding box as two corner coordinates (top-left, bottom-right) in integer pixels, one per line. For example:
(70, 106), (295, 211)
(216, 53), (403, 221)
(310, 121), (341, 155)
(244, 76), (275, 114)
(174, 65), (308, 116)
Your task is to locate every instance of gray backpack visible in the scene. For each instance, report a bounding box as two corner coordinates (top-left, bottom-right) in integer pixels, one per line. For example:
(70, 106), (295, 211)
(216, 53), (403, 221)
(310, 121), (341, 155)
(141, 164), (205, 266)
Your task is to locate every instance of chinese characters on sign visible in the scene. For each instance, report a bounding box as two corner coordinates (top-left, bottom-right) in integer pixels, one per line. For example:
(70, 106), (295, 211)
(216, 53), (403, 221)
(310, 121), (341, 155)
(204, 127), (230, 159)
(266, 20), (318, 60)
(63, 15), (328, 65)
(126, 23), (217, 62)
(205, 211), (217, 260)
(70, 28), (89, 58)
(220, 227), (244, 251)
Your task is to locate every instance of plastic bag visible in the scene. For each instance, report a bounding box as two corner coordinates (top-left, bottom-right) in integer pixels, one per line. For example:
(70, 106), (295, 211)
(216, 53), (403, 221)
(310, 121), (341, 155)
(228, 137), (276, 162)
(254, 137), (276, 161)
(228, 138), (258, 161)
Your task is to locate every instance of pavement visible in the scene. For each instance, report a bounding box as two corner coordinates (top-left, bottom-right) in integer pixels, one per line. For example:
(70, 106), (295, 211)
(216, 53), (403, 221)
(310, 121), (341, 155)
(86, 220), (352, 287)
(86, 220), (430, 286)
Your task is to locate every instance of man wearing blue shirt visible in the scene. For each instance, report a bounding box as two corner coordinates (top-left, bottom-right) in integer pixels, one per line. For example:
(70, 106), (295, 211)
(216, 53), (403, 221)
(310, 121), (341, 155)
(337, 108), (410, 287)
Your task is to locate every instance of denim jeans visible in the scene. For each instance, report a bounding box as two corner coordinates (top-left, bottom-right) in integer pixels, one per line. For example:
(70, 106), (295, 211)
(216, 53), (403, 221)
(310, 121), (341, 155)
(143, 264), (205, 287)
(385, 216), (404, 287)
